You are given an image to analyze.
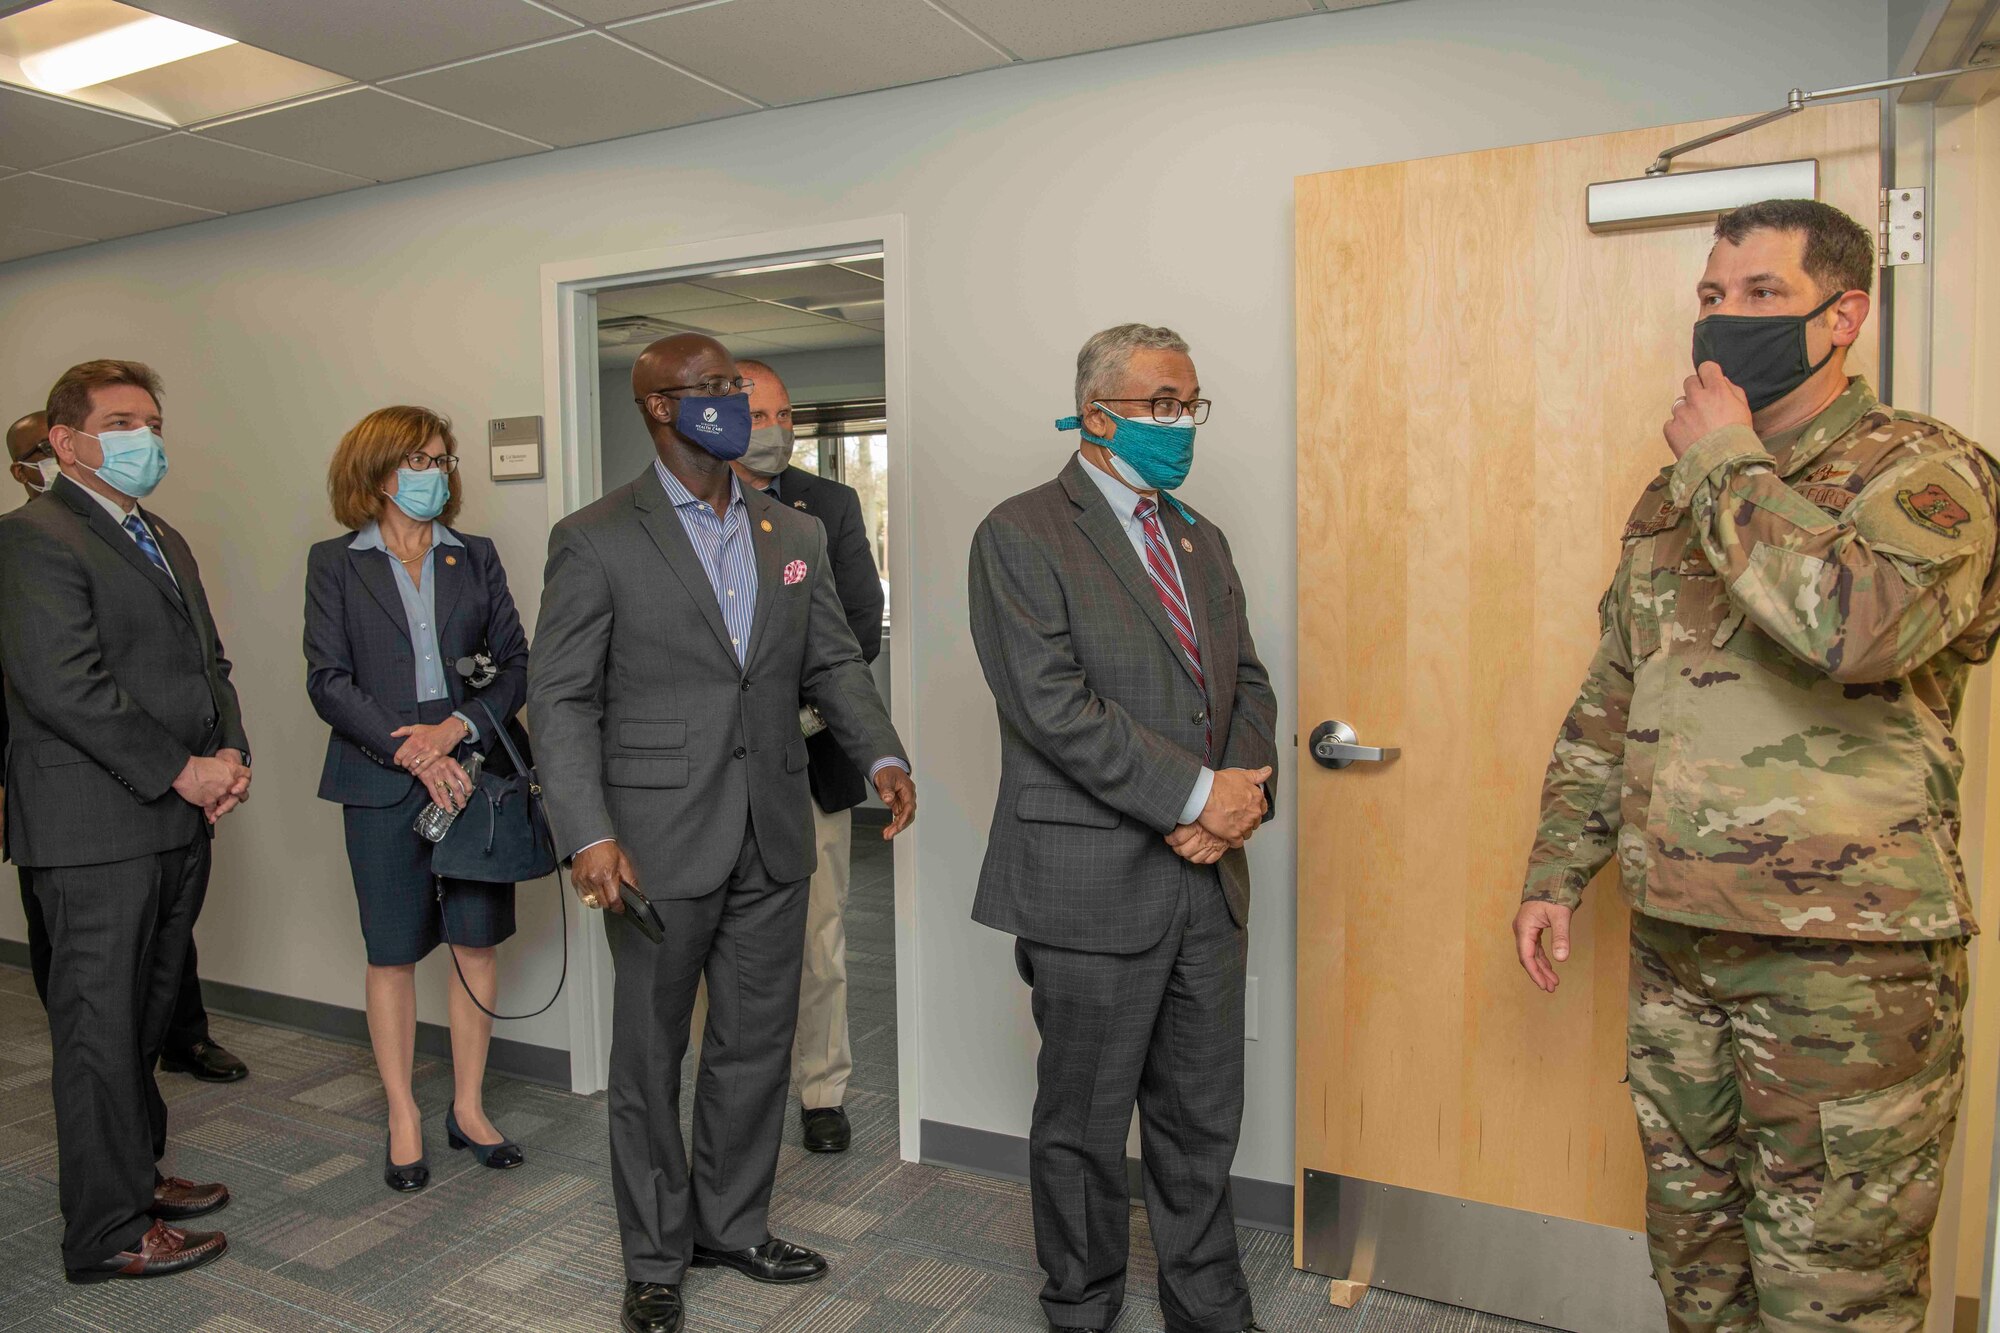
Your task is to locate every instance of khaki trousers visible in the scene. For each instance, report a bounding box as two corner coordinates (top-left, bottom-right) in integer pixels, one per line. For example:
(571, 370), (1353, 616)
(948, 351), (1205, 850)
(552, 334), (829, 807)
(689, 797), (854, 1109)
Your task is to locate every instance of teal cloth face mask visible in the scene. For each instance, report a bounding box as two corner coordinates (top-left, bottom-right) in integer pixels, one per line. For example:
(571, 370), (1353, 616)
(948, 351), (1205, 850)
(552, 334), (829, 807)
(390, 466), (449, 521)
(1055, 406), (1198, 524)
(81, 426), (168, 499)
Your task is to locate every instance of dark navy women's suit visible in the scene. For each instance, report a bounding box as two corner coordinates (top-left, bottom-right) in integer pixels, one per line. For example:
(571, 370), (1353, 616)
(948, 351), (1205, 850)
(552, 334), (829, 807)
(304, 525), (530, 966)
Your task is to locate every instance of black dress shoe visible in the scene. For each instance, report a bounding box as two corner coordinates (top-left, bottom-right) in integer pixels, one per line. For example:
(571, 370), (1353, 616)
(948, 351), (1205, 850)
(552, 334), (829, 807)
(801, 1105), (850, 1153)
(690, 1237), (827, 1284)
(621, 1280), (684, 1333)
(160, 1039), (248, 1083)
(383, 1131), (429, 1193)
(446, 1105), (525, 1170)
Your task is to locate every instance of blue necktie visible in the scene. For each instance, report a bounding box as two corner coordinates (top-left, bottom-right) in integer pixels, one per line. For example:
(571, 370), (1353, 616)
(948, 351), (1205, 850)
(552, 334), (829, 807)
(123, 514), (173, 580)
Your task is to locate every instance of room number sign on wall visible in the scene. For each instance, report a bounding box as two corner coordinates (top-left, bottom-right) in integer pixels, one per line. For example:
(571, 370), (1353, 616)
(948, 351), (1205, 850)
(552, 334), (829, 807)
(488, 416), (543, 480)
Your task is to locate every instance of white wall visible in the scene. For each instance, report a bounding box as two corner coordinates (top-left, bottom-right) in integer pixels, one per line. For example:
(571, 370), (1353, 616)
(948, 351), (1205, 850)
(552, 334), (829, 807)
(0, 0), (1888, 1184)
(753, 347), (887, 404)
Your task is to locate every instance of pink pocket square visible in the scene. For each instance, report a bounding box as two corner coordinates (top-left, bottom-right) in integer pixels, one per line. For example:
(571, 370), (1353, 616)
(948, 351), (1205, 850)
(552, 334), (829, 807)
(783, 559), (809, 586)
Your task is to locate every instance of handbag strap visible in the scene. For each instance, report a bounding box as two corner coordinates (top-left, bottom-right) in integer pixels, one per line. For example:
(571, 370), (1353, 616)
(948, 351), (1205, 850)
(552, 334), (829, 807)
(470, 698), (535, 782)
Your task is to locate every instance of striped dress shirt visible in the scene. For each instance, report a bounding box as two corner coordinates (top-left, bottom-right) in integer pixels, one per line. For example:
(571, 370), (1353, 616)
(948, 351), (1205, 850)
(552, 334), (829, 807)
(654, 459), (757, 664)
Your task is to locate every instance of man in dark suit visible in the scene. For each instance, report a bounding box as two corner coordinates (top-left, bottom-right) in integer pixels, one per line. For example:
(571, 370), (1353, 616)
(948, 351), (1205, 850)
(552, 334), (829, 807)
(0, 361), (249, 1283)
(530, 333), (914, 1333)
(969, 324), (1277, 1333)
(4, 409), (248, 1084)
(727, 356), (885, 1154)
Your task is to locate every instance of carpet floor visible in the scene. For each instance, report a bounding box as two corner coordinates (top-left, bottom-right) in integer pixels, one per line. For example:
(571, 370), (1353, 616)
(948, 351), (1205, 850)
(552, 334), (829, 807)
(0, 834), (1551, 1332)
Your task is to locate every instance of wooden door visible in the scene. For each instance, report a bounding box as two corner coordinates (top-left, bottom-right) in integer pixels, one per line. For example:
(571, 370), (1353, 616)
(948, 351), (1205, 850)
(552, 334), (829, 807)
(1294, 101), (1882, 1241)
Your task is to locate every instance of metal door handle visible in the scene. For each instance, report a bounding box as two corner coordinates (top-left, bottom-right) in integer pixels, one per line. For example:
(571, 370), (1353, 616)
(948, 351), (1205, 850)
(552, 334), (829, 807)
(1310, 720), (1400, 770)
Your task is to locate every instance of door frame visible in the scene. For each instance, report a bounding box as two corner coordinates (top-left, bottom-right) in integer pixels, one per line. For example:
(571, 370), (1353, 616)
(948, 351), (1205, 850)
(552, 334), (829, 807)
(538, 215), (924, 1162)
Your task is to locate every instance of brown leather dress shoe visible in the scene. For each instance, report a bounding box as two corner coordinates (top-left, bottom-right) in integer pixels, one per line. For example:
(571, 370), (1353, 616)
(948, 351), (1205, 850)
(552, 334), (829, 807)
(152, 1175), (229, 1221)
(65, 1220), (226, 1284)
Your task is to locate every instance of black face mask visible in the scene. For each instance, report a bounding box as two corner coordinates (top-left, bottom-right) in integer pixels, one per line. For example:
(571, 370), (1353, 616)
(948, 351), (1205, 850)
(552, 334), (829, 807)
(1691, 290), (1843, 412)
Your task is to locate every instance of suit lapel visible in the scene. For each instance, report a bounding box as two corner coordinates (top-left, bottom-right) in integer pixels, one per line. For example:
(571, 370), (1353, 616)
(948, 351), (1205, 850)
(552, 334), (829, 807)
(55, 479), (191, 627)
(742, 486), (787, 669)
(145, 512), (207, 639)
(432, 534), (466, 639)
(1062, 460), (1204, 693)
(351, 545), (411, 644)
(633, 471), (738, 664)
(1171, 516), (1215, 707)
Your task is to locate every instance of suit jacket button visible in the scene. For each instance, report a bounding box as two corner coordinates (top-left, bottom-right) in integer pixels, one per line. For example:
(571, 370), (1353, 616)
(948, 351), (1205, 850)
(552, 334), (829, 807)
(733, 746), (747, 759)
(1192, 710), (1207, 724)
(741, 680), (751, 692)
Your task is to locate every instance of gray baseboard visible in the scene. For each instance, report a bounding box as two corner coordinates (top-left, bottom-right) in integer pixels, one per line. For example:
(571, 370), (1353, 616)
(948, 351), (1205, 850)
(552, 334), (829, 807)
(920, 1118), (1294, 1234)
(0, 938), (569, 1088)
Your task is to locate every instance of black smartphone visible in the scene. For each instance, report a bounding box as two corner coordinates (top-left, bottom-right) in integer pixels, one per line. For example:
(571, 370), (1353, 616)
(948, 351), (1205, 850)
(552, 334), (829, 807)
(620, 883), (666, 945)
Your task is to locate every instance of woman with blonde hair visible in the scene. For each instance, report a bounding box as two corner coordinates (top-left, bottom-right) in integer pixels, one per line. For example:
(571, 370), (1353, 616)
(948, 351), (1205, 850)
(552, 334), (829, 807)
(304, 406), (530, 1192)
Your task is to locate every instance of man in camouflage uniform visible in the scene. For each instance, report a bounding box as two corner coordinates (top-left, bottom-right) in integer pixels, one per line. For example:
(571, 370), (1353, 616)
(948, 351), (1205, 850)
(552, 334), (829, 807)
(1514, 198), (1999, 1332)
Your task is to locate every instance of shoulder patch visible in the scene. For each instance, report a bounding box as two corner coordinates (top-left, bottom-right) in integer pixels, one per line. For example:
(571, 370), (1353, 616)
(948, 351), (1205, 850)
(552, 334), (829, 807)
(1897, 483), (1973, 538)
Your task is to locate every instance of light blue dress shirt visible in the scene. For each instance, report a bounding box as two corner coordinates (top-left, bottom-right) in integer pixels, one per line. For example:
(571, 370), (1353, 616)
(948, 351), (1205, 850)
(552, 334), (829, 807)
(653, 460), (906, 781)
(1076, 455), (1213, 827)
(350, 520), (478, 742)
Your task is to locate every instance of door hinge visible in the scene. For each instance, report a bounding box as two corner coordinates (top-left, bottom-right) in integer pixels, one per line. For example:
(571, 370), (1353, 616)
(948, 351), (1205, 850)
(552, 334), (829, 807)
(1881, 187), (1926, 266)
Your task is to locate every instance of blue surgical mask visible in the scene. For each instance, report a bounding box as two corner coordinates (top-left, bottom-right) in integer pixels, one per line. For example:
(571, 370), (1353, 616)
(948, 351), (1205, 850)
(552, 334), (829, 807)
(675, 393), (752, 461)
(80, 426), (168, 499)
(390, 466), (449, 521)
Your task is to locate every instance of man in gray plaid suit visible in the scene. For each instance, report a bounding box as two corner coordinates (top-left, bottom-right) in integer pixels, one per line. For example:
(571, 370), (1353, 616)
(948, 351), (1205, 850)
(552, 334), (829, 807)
(969, 324), (1278, 1333)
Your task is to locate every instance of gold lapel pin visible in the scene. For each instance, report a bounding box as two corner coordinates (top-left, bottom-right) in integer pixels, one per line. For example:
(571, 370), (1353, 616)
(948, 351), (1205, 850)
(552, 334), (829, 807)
(1180, 537), (1194, 554)
(760, 519), (773, 532)
(445, 554), (457, 566)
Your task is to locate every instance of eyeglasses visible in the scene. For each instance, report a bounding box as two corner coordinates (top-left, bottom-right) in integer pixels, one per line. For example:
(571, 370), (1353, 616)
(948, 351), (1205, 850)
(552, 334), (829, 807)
(1094, 397), (1212, 425)
(404, 451), (459, 473)
(647, 376), (754, 400)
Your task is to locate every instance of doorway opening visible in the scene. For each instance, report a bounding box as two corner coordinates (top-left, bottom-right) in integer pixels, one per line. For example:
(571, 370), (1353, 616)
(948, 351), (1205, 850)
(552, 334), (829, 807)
(540, 218), (918, 1162)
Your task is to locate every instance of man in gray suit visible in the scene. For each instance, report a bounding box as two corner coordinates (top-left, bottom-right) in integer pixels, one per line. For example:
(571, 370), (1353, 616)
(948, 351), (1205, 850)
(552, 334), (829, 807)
(970, 324), (1277, 1333)
(0, 360), (249, 1284)
(530, 333), (914, 1333)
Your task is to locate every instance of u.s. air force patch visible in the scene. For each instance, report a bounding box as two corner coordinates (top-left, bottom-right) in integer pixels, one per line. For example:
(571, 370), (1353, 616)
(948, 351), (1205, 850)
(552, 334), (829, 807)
(1897, 483), (1973, 538)
(1799, 460), (1860, 516)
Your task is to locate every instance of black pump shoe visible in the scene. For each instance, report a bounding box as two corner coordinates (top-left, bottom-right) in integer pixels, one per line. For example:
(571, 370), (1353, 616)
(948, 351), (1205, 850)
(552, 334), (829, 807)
(446, 1105), (524, 1170)
(690, 1237), (827, 1285)
(383, 1130), (429, 1192)
(621, 1280), (684, 1333)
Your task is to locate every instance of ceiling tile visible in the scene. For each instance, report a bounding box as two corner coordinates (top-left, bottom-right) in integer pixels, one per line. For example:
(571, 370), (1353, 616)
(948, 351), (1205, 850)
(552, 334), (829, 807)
(388, 33), (749, 148)
(0, 222), (94, 264)
(200, 89), (543, 183)
(131, 0), (580, 81)
(544, 0), (675, 21)
(597, 280), (752, 316)
(740, 323), (882, 352)
(0, 174), (219, 240)
(699, 265), (882, 305)
(935, 0), (1317, 61)
(622, 0), (1005, 106)
(837, 257), (884, 279)
(44, 134), (370, 213)
(672, 303), (838, 335)
(0, 85), (165, 172)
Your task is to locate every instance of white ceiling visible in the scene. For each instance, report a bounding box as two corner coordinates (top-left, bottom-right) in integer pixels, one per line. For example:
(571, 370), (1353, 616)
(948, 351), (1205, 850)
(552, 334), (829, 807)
(597, 258), (885, 369)
(0, 0), (1393, 265)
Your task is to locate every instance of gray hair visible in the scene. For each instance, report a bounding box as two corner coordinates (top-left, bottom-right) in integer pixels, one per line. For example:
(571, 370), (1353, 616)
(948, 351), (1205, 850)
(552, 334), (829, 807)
(1074, 323), (1189, 417)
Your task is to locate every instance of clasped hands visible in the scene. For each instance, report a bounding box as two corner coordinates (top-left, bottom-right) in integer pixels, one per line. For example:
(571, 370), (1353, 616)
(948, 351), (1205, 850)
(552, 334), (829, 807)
(1166, 765), (1272, 865)
(392, 717), (475, 814)
(173, 748), (251, 824)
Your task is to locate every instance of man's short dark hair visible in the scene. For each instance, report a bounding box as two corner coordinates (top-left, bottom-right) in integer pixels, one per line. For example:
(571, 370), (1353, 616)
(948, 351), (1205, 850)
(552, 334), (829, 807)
(1713, 199), (1875, 298)
(46, 359), (163, 431)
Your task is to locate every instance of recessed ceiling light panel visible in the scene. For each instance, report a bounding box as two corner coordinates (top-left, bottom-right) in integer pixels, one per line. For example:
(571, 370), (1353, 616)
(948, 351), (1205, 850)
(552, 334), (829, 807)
(21, 13), (233, 93)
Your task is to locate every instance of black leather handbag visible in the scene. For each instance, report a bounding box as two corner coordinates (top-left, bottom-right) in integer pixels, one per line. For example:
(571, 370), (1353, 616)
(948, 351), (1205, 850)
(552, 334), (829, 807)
(431, 698), (565, 1020)
(431, 699), (558, 883)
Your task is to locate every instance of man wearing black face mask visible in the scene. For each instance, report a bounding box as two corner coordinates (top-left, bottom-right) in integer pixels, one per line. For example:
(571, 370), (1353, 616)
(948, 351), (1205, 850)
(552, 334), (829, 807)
(1514, 199), (1999, 1330)
(529, 333), (914, 1333)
